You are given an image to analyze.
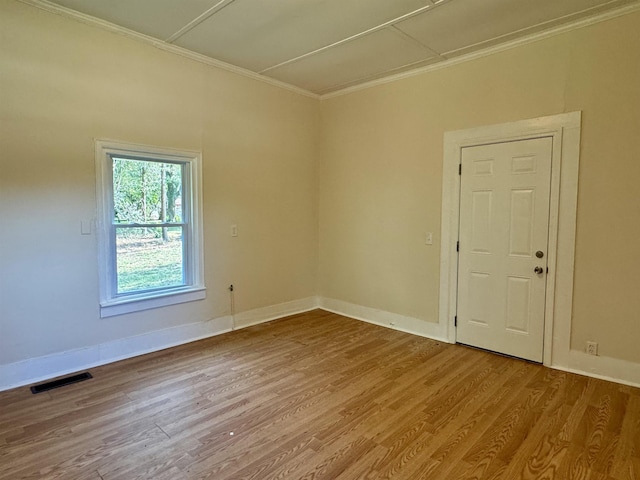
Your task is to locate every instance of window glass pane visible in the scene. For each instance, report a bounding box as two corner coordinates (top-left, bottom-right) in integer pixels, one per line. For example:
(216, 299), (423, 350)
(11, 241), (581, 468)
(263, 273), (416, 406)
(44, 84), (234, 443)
(116, 227), (184, 294)
(112, 158), (183, 224)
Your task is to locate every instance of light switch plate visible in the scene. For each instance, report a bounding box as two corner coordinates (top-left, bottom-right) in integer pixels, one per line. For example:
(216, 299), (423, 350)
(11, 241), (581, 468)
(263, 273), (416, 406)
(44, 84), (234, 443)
(81, 220), (92, 235)
(425, 232), (433, 245)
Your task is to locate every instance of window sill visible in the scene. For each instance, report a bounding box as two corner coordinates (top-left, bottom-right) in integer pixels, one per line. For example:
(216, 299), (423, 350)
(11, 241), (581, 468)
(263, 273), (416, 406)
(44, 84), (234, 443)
(100, 287), (206, 318)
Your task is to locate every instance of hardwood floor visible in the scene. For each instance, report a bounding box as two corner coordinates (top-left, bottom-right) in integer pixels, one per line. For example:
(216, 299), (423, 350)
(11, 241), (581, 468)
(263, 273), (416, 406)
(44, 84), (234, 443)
(1, 309), (639, 479)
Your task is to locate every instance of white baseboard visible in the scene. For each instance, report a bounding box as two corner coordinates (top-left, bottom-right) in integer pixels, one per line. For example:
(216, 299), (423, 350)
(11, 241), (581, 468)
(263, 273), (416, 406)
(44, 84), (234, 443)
(0, 315), (233, 393)
(4, 295), (638, 392)
(318, 297), (640, 389)
(0, 296), (319, 392)
(233, 296), (319, 329)
(551, 350), (640, 389)
(318, 297), (448, 343)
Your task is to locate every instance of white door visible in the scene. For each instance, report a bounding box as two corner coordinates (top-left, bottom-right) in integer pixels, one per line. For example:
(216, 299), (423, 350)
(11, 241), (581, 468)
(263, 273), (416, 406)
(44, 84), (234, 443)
(457, 137), (552, 362)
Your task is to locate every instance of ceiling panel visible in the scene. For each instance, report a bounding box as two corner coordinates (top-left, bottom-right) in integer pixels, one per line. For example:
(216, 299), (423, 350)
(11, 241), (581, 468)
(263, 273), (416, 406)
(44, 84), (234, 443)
(263, 27), (437, 94)
(395, 0), (627, 56)
(49, 0), (220, 40)
(174, 0), (431, 72)
(318, 57), (440, 93)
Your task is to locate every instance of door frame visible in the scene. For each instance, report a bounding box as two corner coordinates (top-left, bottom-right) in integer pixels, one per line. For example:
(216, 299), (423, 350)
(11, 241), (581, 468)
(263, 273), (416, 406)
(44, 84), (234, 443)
(439, 112), (581, 367)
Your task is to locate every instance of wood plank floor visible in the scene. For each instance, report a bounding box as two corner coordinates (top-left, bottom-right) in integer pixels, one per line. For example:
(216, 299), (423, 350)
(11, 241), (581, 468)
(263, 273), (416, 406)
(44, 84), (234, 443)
(1, 310), (639, 480)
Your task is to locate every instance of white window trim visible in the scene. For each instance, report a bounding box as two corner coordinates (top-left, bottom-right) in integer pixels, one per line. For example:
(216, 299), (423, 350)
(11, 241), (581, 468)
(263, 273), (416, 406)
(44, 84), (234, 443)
(95, 140), (205, 318)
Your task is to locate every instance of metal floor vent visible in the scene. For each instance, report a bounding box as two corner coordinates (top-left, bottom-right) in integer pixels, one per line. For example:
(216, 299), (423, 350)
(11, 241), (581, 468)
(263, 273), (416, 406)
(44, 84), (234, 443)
(30, 372), (93, 394)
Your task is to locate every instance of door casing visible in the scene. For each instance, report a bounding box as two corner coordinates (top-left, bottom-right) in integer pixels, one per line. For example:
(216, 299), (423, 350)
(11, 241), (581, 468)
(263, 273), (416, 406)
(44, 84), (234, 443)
(439, 112), (581, 368)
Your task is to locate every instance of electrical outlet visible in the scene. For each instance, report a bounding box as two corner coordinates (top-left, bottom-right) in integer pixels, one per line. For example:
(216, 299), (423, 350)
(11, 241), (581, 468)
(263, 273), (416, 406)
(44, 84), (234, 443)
(586, 341), (598, 356)
(425, 232), (433, 245)
(231, 224), (238, 237)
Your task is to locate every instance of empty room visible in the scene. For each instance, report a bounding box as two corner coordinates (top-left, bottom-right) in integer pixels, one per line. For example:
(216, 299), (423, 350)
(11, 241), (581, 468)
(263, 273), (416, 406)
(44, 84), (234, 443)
(1, 0), (640, 478)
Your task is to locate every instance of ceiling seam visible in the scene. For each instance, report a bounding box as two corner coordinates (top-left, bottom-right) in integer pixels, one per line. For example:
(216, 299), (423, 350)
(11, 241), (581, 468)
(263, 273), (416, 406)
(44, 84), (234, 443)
(164, 0), (237, 43)
(388, 25), (445, 60)
(257, 4), (441, 75)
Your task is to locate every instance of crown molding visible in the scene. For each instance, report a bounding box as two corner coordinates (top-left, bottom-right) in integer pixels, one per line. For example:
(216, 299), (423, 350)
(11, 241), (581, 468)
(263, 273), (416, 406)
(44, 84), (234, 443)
(320, 0), (640, 100)
(16, 0), (640, 101)
(16, 0), (319, 99)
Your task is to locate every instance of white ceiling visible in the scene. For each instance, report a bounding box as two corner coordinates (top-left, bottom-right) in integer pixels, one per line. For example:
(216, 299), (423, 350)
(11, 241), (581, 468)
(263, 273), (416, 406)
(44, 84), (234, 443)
(45, 0), (636, 95)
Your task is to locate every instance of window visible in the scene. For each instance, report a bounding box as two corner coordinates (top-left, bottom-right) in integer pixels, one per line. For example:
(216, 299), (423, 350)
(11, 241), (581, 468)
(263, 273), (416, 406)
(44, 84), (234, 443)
(96, 140), (205, 317)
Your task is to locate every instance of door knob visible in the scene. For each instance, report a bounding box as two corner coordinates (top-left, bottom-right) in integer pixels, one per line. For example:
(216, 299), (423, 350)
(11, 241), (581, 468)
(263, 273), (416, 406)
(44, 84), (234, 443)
(534, 266), (544, 274)
(536, 251), (544, 258)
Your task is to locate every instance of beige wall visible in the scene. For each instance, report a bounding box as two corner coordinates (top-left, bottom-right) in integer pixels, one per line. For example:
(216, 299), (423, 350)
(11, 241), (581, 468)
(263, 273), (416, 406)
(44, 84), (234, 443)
(564, 14), (640, 363)
(319, 12), (640, 363)
(0, 0), (319, 365)
(2, 0), (639, 370)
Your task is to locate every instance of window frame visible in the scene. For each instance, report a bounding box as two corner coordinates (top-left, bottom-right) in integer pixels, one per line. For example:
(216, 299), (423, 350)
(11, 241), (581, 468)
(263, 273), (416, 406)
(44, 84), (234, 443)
(95, 140), (205, 318)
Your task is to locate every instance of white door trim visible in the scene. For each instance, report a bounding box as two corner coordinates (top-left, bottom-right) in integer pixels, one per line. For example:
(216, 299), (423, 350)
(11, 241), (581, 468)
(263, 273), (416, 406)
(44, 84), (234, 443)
(439, 112), (581, 367)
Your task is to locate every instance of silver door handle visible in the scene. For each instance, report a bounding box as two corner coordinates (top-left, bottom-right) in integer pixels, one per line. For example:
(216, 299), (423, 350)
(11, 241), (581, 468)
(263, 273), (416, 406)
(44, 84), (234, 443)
(534, 266), (544, 274)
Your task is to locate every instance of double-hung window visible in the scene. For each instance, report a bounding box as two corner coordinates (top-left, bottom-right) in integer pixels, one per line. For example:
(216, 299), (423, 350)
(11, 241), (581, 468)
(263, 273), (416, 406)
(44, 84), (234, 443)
(96, 140), (205, 317)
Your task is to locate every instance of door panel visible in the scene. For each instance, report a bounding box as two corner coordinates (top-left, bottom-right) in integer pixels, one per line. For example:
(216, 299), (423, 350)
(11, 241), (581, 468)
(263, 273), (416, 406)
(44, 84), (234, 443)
(457, 137), (552, 362)
(508, 189), (535, 256)
(505, 276), (531, 333)
(471, 190), (493, 253)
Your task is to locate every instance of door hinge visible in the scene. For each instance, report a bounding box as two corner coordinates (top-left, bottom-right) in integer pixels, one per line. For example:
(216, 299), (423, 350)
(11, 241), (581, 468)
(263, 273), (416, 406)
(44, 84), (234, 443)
(454, 315), (457, 327)
(456, 241), (459, 252)
(458, 164), (462, 175)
